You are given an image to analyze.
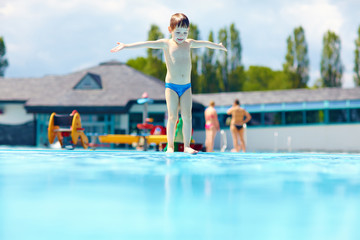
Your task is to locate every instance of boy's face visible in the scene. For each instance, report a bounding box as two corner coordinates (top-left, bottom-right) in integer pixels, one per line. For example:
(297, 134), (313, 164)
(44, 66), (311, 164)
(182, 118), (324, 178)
(169, 26), (189, 44)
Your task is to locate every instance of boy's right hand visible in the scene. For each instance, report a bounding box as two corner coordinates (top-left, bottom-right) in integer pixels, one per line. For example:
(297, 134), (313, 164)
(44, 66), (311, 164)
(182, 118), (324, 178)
(219, 42), (227, 52)
(110, 42), (125, 52)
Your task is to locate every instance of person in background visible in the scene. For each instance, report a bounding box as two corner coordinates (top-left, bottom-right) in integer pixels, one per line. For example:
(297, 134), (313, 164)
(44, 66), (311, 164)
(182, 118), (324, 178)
(227, 99), (252, 152)
(204, 101), (220, 152)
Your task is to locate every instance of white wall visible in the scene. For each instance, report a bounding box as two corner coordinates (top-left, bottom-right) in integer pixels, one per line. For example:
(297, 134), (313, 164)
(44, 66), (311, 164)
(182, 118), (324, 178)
(0, 104), (34, 125)
(193, 124), (360, 153)
(120, 114), (129, 131)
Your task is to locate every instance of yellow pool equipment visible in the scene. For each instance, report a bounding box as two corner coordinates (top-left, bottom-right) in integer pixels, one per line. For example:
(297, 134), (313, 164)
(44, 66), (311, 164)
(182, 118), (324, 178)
(48, 110), (89, 149)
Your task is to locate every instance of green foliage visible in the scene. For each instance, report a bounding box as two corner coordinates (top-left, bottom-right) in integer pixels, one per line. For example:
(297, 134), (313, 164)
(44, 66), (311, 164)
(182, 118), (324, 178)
(201, 31), (217, 93)
(189, 24), (202, 93)
(283, 36), (295, 71)
(126, 25), (166, 80)
(229, 23), (242, 70)
(126, 24), (166, 80)
(228, 23), (244, 91)
(215, 23), (243, 92)
(354, 26), (360, 86)
(127, 56), (166, 81)
(215, 60), (225, 92)
(243, 66), (272, 91)
(147, 24), (164, 60)
(243, 66), (291, 91)
(126, 57), (147, 71)
(217, 27), (229, 91)
(320, 30), (343, 87)
(0, 36), (9, 77)
(283, 26), (309, 88)
(228, 65), (246, 92)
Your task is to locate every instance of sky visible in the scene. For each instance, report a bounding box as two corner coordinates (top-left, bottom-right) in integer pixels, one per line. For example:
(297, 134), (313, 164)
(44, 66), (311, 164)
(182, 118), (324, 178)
(1, 0), (359, 88)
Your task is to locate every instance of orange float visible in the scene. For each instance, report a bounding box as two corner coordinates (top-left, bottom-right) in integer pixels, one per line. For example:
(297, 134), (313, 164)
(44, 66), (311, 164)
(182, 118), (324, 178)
(48, 110), (89, 149)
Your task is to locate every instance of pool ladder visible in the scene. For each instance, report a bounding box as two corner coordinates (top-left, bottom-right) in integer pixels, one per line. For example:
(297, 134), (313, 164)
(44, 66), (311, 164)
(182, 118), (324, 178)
(220, 130), (227, 152)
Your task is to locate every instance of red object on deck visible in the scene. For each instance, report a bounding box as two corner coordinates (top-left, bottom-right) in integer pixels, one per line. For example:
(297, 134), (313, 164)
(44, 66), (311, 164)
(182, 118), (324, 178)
(177, 143), (203, 152)
(61, 132), (71, 137)
(137, 123), (154, 130)
(150, 125), (166, 135)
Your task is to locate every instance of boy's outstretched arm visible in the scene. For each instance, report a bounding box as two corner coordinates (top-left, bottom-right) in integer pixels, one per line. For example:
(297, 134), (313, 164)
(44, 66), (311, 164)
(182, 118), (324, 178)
(190, 40), (227, 51)
(110, 39), (166, 53)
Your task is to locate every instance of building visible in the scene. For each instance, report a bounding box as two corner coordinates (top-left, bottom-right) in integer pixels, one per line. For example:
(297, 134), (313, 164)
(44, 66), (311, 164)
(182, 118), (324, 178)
(192, 88), (360, 152)
(1, 61), (359, 152)
(0, 61), (202, 147)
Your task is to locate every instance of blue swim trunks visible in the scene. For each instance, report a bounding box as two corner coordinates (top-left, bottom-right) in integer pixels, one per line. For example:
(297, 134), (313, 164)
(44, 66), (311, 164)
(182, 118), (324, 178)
(165, 83), (192, 97)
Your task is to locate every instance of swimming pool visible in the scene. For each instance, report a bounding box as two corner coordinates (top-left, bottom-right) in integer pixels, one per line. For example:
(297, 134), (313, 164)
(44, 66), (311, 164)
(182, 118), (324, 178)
(1, 149), (360, 240)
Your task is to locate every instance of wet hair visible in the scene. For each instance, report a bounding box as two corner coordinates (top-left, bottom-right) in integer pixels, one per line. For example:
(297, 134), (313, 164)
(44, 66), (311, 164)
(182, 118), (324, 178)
(234, 99), (240, 105)
(209, 101), (215, 107)
(170, 13), (189, 30)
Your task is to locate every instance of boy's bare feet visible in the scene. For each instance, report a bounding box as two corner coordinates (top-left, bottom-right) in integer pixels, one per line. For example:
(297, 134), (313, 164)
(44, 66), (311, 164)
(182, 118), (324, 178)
(184, 147), (198, 154)
(166, 147), (174, 153)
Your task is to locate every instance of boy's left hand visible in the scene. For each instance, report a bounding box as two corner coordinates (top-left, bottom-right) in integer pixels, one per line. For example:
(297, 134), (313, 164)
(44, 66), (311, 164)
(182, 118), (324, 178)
(110, 42), (125, 52)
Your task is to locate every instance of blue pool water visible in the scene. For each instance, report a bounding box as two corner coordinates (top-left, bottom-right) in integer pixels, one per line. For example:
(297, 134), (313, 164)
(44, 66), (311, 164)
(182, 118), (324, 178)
(1, 149), (360, 240)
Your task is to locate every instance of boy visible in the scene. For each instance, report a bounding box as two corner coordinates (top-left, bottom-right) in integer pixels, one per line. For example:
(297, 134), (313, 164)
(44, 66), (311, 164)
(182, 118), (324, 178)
(111, 13), (227, 154)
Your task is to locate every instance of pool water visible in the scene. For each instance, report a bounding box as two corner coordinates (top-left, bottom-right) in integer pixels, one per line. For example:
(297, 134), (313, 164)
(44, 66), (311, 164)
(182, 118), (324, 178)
(1, 149), (360, 240)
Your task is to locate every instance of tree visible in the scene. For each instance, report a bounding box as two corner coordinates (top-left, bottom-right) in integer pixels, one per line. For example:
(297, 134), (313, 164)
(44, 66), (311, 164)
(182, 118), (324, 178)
(126, 24), (166, 81)
(320, 30), (343, 87)
(201, 31), (217, 93)
(216, 24), (244, 92)
(127, 56), (167, 81)
(243, 66), (273, 91)
(354, 26), (360, 87)
(0, 36), (9, 77)
(217, 27), (229, 91)
(228, 23), (245, 92)
(188, 23), (202, 93)
(283, 26), (309, 88)
(229, 23), (242, 70)
(147, 24), (164, 60)
(243, 66), (291, 91)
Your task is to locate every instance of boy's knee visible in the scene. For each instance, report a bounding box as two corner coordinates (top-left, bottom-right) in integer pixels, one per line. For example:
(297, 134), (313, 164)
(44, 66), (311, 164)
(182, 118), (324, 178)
(182, 115), (192, 122)
(168, 114), (177, 123)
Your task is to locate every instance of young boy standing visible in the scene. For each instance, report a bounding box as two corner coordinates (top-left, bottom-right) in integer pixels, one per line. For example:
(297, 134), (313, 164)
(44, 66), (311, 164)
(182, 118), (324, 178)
(111, 13), (227, 154)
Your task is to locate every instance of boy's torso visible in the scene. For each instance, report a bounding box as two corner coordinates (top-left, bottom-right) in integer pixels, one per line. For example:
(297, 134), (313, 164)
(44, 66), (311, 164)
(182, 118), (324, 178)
(163, 39), (192, 84)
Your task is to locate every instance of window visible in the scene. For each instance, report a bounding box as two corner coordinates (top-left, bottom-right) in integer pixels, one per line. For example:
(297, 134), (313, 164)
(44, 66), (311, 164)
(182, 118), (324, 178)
(264, 112), (282, 125)
(306, 110), (325, 124)
(350, 108), (360, 122)
(129, 113), (142, 133)
(80, 115), (96, 122)
(329, 109), (348, 123)
(73, 73), (102, 90)
(97, 115), (105, 122)
(148, 113), (165, 126)
(247, 113), (261, 126)
(285, 111), (303, 125)
(218, 114), (230, 128)
(192, 113), (203, 130)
